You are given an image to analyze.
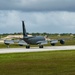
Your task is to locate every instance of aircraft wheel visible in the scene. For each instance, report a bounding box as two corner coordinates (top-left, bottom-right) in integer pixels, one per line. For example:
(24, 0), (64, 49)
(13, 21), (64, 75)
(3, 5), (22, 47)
(26, 45), (30, 49)
(39, 45), (43, 48)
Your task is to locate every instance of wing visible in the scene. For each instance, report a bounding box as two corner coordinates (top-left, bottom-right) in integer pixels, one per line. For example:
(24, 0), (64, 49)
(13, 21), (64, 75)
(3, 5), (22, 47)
(36, 40), (47, 45)
(4, 39), (28, 46)
(4, 40), (14, 45)
(18, 40), (28, 46)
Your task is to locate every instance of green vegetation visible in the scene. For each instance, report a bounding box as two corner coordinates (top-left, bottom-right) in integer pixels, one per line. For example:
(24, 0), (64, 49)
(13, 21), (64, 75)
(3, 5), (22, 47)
(0, 33), (75, 75)
(0, 50), (75, 75)
(0, 44), (23, 48)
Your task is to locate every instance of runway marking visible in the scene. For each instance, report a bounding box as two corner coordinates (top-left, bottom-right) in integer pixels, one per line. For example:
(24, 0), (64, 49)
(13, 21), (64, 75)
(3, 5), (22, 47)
(0, 45), (75, 54)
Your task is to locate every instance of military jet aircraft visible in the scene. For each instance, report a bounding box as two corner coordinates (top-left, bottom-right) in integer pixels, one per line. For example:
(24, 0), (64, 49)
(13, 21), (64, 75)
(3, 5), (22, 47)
(4, 21), (65, 48)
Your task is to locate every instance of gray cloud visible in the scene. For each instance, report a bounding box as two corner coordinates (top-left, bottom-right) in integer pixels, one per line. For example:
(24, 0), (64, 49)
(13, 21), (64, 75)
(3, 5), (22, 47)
(0, 0), (75, 11)
(0, 0), (75, 33)
(0, 11), (75, 33)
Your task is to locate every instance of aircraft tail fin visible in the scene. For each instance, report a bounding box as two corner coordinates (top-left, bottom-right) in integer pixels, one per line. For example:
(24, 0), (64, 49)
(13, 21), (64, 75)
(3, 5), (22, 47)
(22, 21), (27, 38)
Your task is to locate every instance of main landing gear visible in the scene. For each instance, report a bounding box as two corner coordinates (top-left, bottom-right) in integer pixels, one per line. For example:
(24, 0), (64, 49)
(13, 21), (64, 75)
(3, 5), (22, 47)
(26, 45), (44, 49)
(39, 45), (43, 48)
(26, 45), (30, 49)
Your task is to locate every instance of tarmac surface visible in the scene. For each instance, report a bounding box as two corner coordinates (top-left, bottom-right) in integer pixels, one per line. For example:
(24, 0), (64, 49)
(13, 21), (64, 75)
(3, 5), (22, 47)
(0, 45), (75, 54)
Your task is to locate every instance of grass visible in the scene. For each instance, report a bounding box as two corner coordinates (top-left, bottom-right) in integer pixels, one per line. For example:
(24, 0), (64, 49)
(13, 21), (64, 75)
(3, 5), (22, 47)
(0, 50), (75, 75)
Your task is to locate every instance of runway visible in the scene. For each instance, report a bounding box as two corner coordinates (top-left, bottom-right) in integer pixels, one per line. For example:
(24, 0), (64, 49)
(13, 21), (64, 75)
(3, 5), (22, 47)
(0, 45), (75, 54)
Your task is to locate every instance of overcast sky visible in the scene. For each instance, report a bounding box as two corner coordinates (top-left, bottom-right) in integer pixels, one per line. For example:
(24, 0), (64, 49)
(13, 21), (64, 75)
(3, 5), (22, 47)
(0, 0), (75, 34)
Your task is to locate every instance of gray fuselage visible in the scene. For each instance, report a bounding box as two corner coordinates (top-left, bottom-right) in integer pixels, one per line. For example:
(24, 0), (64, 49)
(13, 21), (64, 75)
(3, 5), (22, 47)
(23, 36), (45, 45)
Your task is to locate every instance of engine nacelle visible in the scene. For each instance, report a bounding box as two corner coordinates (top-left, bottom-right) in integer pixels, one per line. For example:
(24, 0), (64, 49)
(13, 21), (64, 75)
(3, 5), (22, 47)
(4, 43), (10, 45)
(60, 40), (65, 44)
(51, 43), (56, 46)
(4, 40), (14, 45)
(50, 40), (58, 46)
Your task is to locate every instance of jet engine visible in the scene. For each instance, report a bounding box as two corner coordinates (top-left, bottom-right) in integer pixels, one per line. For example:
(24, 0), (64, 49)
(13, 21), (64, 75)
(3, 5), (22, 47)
(59, 39), (65, 44)
(4, 40), (14, 45)
(50, 40), (58, 46)
(50, 39), (65, 46)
